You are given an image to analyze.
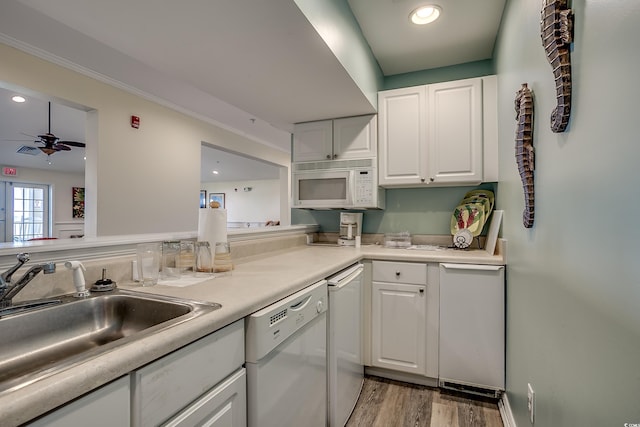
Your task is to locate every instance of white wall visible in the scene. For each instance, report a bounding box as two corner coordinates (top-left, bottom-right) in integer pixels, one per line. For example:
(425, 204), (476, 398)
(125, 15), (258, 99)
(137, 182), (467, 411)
(495, 0), (640, 425)
(202, 179), (280, 225)
(0, 42), (291, 237)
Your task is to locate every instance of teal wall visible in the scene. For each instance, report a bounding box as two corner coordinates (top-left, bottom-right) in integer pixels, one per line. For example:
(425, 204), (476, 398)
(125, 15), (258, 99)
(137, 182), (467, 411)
(383, 59), (495, 90)
(495, 0), (640, 425)
(292, 184), (496, 235)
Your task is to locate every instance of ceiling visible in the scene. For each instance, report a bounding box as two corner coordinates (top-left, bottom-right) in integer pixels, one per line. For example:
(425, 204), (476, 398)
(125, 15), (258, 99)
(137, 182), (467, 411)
(0, 86), (87, 174)
(347, 0), (506, 76)
(0, 0), (505, 178)
(200, 145), (281, 183)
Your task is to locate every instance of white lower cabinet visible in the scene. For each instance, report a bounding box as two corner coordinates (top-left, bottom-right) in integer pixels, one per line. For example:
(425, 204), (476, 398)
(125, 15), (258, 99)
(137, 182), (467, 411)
(439, 264), (505, 393)
(370, 261), (439, 378)
(372, 281), (426, 375)
(131, 319), (245, 427)
(27, 376), (130, 427)
(24, 320), (246, 427)
(163, 368), (246, 427)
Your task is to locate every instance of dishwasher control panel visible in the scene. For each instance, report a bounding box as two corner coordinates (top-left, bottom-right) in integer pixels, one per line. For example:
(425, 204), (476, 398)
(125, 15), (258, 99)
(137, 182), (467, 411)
(245, 280), (327, 363)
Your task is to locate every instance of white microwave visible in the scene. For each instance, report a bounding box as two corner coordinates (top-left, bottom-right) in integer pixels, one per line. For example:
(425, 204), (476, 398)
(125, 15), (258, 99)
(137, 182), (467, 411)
(292, 159), (385, 209)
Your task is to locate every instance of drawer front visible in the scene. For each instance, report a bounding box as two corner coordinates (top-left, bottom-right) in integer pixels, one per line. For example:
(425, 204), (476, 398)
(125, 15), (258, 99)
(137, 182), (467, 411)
(164, 368), (246, 427)
(372, 261), (427, 285)
(28, 376), (130, 427)
(132, 320), (244, 427)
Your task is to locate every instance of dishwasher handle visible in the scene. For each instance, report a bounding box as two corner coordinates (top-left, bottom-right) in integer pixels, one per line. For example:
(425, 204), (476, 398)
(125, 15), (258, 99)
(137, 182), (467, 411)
(289, 295), (312, 311)
(327, 263), (363, 289)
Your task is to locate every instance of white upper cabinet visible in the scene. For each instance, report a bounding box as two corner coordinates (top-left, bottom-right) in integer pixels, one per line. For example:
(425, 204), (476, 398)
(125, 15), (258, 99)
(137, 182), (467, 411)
(293, 115), (377, 162)
(377, 86), (428, 185)
(292, 120), (333, 162)
(428, 78), (482, 184)
(333, 115), (377, 160)
(378, 76), (497, 187)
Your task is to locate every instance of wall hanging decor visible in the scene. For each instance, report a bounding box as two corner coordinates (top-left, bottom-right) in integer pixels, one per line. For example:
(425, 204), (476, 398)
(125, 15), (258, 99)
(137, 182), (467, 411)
(515, 84), (535, 228)
(208, 192), (225, 209)
(541, 0), (574, 133)
(72, 187), (85, 219)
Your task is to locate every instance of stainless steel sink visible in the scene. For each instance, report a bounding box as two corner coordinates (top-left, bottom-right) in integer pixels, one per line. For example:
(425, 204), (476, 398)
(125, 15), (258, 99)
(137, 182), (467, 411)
(0, 289), (221, 393)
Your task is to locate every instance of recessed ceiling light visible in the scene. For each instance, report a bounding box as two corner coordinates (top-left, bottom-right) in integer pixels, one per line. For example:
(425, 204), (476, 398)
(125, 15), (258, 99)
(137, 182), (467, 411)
(212, 170), (219, 175)
(12, 95), (26, 103)
(410, 5), (441, 25)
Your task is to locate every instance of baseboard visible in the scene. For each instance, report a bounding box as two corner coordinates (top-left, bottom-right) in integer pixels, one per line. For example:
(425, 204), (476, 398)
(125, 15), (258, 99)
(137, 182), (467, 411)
(364, 366), (439, 388)
(498, 392), (517, 427)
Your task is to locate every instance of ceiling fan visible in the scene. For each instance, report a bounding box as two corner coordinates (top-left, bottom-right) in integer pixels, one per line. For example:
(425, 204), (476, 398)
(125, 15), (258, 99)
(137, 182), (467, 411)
(3, 101), (86, 156)
(33, 102), (86, 155)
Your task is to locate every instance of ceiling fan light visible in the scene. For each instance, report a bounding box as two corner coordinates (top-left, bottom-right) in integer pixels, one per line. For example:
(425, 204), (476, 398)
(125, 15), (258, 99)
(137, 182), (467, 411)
(12, 95), (26, 103)
(410, 5), (441, 25)
(39, 146), (57, 156)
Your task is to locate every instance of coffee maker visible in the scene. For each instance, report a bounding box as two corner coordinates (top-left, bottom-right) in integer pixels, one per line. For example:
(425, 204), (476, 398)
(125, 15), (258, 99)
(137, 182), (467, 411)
(338, 212), (363, 246)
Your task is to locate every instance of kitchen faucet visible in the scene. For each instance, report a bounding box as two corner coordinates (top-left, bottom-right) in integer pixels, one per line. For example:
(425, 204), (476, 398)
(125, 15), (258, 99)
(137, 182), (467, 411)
(0, 253), (56, 308)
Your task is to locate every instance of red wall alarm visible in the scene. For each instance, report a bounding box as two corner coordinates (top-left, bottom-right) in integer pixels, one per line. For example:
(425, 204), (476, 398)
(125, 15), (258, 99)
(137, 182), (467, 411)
(131, 115), (140, 129)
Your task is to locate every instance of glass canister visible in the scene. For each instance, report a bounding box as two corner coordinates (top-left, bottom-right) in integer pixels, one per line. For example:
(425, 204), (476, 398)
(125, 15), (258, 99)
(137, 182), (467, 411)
(161, 240), (181, 279)
(177, 240), (196, 274)
(213, 242), (233, 273)
(195, 241), (213, 273)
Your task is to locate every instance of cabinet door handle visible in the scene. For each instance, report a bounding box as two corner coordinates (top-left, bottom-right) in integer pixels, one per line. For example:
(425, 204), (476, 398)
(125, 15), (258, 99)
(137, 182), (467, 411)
(441, 263), (504, 271)
(326, 154), (331, 159)
(333, 154), (338, 159)
(420, 178), (426, 183)
(430, 177), (435, 182)
(419, 288), (424, 294)
(395, 271), (401, 277)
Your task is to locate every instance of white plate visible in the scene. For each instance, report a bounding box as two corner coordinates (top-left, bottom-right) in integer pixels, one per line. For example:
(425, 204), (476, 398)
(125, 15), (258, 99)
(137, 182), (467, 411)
(453, 229), (473, 249)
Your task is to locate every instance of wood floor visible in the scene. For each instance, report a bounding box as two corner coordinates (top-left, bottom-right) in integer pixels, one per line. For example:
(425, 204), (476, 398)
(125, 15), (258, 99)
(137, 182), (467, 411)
(346, 376), (503, 427)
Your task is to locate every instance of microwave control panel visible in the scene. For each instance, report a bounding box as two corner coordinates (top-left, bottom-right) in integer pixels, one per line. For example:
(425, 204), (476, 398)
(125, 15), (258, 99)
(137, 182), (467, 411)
(354, 170), (375, 205)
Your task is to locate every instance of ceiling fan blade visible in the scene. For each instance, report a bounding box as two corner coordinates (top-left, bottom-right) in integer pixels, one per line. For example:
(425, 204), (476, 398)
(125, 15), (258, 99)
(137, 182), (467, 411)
(54, 143), (72, 151)
(20, 132), (38, 139)
(0, 139), (34, 142)
(58, 140), (86, 147)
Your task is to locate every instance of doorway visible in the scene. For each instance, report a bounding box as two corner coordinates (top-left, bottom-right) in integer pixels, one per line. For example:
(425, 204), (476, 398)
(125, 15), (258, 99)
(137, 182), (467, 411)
(1, 181), (51, 242)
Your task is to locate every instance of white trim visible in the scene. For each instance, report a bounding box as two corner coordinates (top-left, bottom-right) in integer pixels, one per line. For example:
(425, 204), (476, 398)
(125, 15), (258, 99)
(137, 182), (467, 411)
(499, 392), (517, 427)
(0, 225), (319, 267)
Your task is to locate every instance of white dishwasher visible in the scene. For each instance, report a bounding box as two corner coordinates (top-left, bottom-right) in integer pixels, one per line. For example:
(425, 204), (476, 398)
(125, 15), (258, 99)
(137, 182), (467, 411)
(327, 263), (364, 427)
(245, 280), (328, 427)
(439, 263), (505, 397)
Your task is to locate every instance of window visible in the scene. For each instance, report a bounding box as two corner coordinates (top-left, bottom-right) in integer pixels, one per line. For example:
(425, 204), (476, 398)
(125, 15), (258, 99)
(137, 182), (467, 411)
(7, 183), (50, 242)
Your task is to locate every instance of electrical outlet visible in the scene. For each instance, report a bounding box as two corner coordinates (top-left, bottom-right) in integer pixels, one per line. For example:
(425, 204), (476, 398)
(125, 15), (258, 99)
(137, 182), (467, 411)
(527, 383), (535, 424)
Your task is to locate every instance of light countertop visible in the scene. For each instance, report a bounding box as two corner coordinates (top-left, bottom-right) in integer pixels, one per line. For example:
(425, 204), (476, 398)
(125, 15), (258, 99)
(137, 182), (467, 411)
(0, 244), (503, 426)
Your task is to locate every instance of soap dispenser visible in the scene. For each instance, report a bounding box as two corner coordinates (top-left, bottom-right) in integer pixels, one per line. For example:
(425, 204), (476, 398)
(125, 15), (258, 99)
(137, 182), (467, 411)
(91, 268), (116, 292)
